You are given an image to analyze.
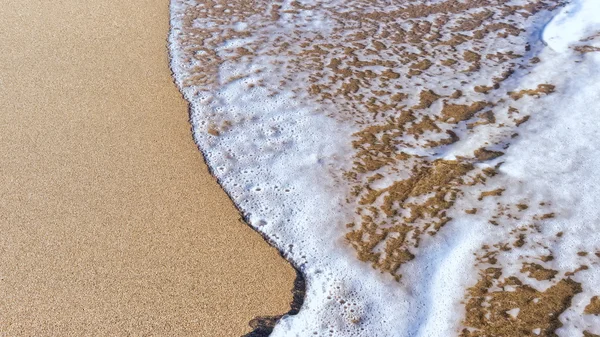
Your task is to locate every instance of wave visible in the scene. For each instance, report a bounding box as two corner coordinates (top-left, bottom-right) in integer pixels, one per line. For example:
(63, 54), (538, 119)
(169, 0), (600, 335)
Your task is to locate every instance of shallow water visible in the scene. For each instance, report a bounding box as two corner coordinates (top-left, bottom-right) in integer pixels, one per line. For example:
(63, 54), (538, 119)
(169, 0), (600, 335)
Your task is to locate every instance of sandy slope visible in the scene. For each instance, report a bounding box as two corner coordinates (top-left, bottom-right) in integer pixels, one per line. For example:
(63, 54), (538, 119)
(0, 0), (295, 335)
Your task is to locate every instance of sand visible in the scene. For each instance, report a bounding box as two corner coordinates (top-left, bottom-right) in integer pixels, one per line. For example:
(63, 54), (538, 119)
(0, 0), (296, 335)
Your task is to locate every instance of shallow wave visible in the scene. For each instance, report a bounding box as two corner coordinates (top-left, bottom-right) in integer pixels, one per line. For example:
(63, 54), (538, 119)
(169, 0), (600, 335)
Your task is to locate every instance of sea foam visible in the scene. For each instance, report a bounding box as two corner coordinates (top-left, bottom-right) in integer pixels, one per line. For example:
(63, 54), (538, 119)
(169, 0), (600, 335)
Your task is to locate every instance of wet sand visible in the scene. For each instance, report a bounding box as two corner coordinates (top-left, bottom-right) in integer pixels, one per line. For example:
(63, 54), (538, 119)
(0, 0), (295, 335)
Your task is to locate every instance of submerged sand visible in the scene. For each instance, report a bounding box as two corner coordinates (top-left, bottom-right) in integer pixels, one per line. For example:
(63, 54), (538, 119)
(0, 0), (295, 335)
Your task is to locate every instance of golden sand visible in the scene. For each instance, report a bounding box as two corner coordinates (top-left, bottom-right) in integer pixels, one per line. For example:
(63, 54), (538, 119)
(0, 1), (295, 335)
(462, 269), (581, 337)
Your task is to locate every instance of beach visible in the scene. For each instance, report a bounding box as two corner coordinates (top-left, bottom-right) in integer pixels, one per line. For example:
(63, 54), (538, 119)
(0, 0), (296, 335)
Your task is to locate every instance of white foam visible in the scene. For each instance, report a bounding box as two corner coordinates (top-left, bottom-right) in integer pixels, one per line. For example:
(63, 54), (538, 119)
(501, 11), (600, 331)
(542, 0), (600, 53)
(169, 0), (600, 335)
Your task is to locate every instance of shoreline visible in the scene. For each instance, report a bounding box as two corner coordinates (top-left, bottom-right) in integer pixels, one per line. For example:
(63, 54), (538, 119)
(0, 1), (296, 335)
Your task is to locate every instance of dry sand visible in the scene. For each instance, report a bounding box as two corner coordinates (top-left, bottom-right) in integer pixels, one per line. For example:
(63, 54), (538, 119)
(0, 0), (296, 335)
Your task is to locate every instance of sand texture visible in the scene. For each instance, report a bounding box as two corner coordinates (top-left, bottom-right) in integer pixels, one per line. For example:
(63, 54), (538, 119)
(0, 0), (296, 335)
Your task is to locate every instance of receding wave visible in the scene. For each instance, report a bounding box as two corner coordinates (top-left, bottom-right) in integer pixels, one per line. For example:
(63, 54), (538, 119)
(169, 0), (600, 335)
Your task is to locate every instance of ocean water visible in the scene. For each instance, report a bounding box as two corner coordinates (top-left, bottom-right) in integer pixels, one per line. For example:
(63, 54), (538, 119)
(169, 0), (600, 335)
